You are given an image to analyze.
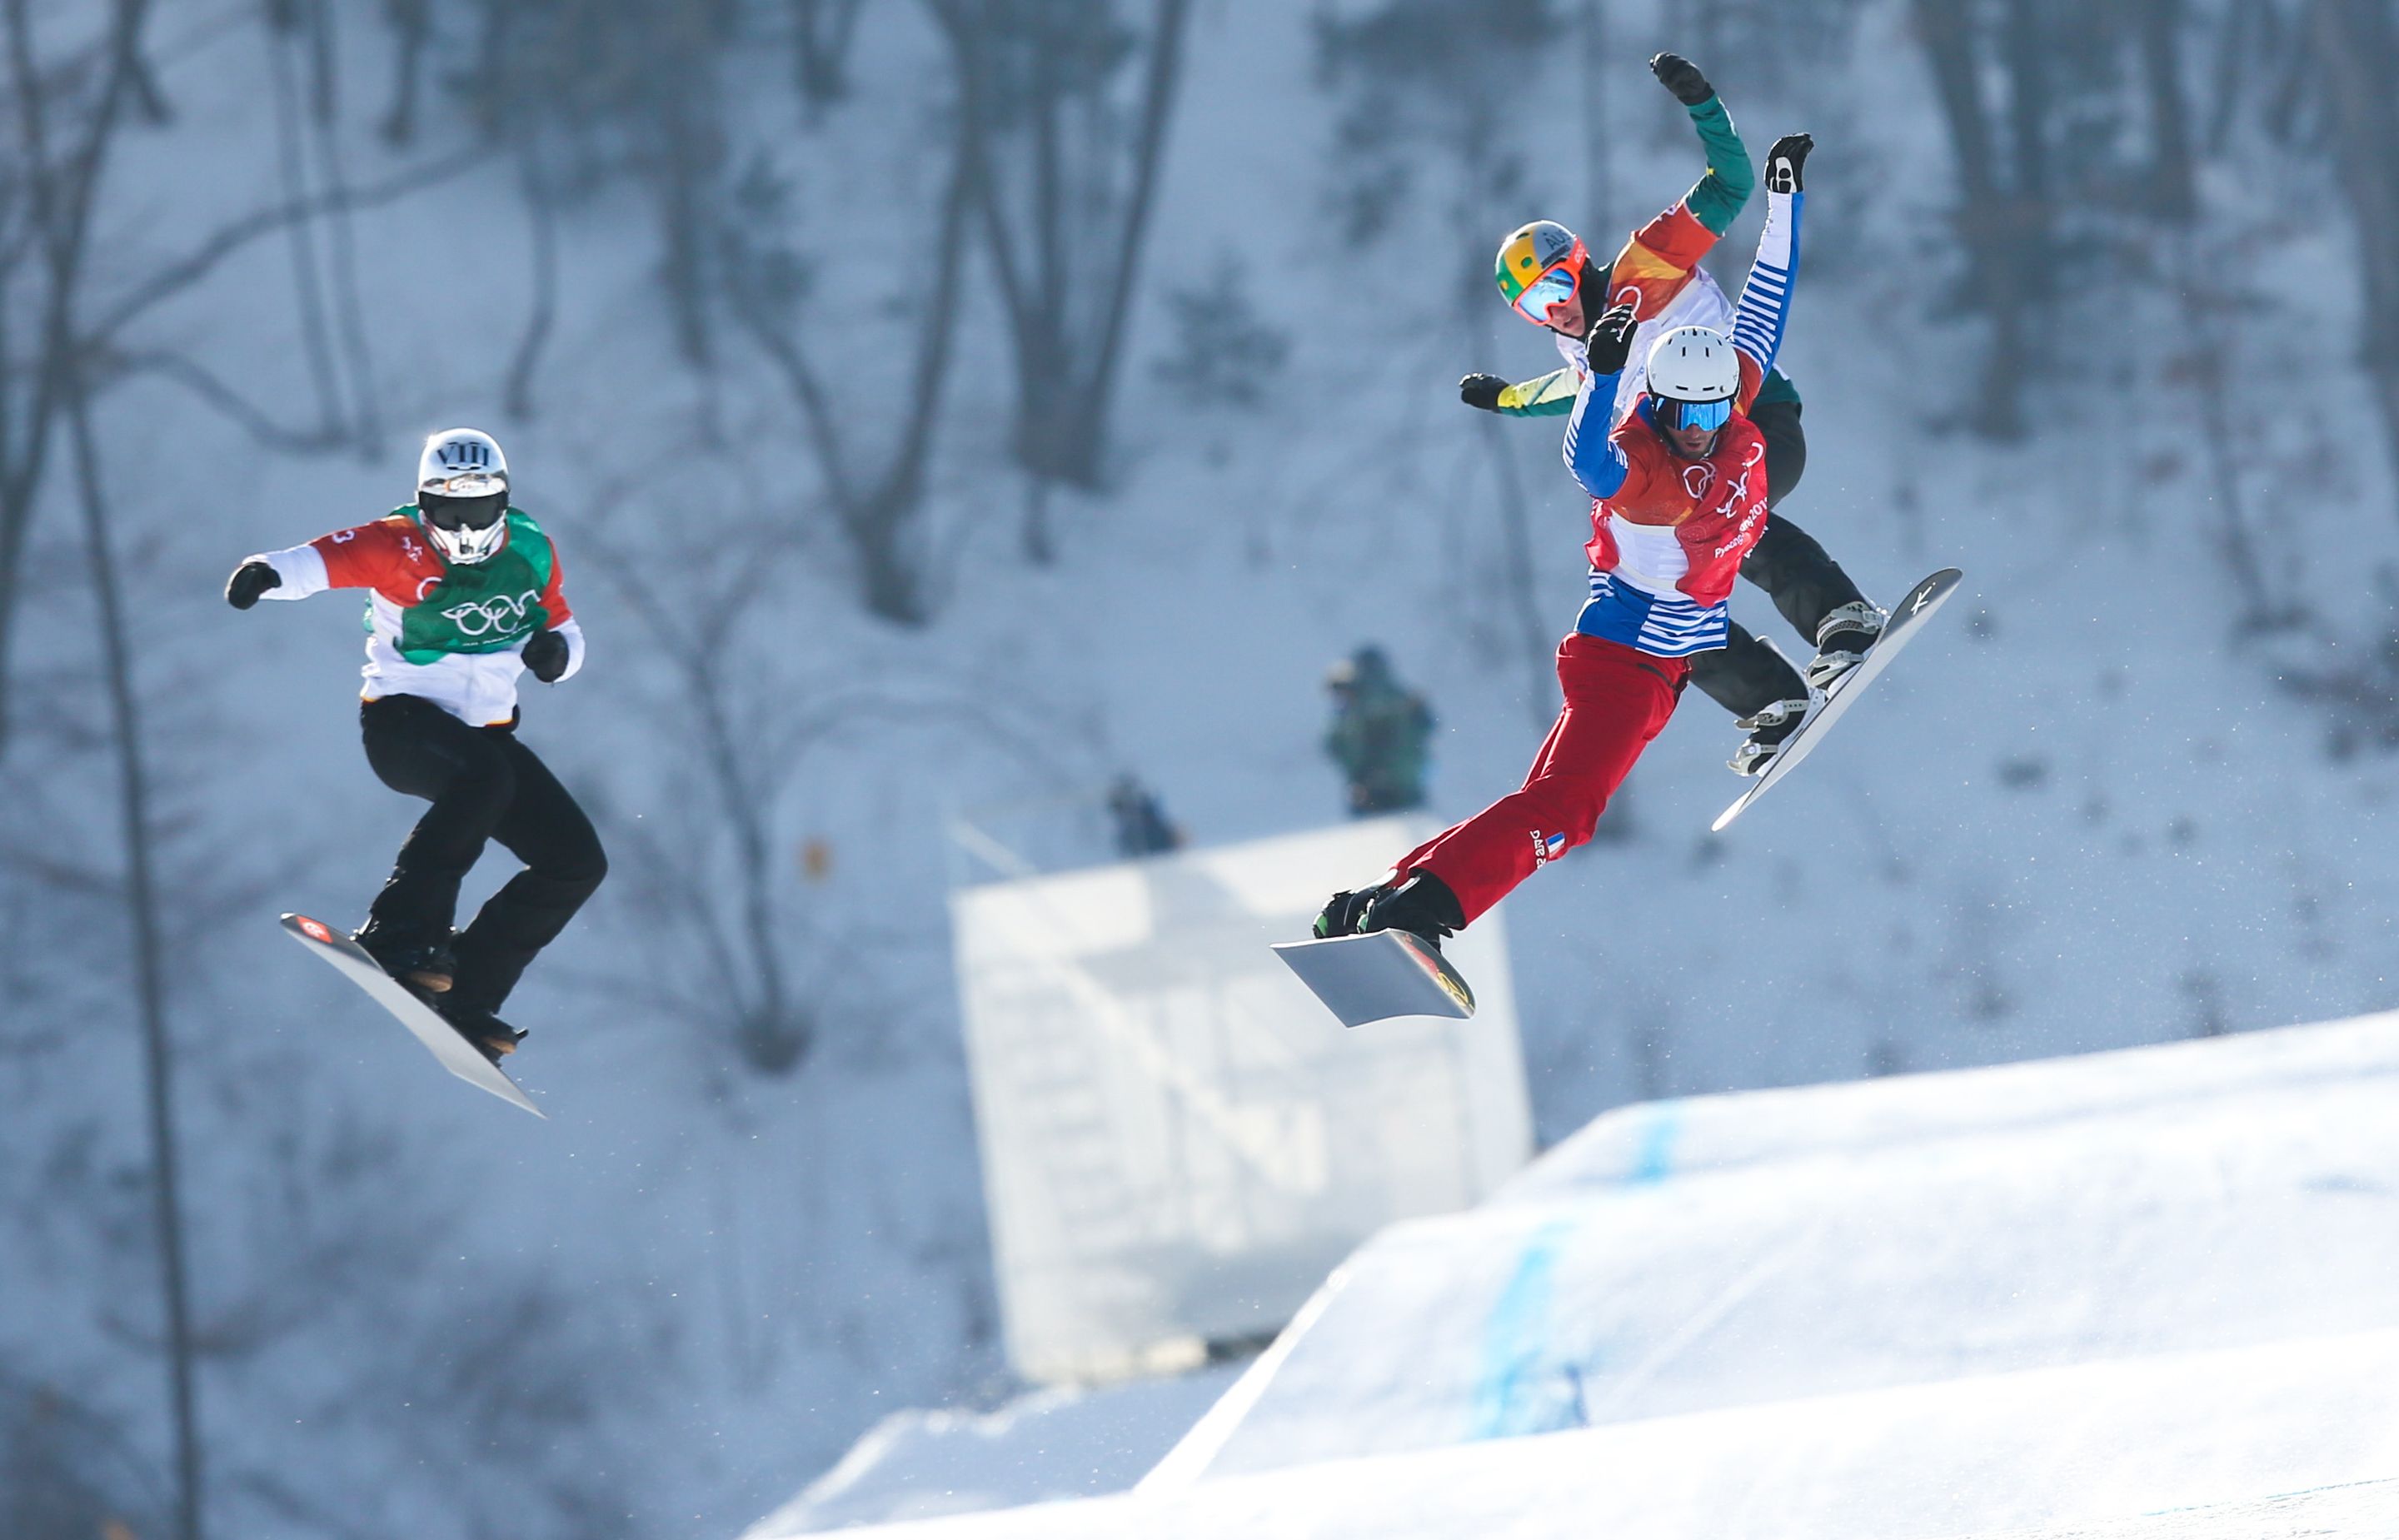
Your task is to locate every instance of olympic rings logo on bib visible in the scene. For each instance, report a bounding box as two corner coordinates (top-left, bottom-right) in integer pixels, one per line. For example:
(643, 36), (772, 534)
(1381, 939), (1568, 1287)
(441, 589), (541, 638)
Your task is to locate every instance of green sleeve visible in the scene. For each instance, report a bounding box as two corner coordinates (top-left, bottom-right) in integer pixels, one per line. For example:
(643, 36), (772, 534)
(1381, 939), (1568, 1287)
(1683, 96), (1754, 237)
(1494, 367), (1579, 417)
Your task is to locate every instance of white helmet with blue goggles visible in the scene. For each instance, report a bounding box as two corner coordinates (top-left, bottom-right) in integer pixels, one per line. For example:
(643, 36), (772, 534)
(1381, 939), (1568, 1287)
(1644, 326), (1741, 434)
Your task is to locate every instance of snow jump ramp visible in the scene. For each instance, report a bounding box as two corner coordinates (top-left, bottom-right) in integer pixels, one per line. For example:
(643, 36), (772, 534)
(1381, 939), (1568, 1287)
(763, 1013), (2399, 1538)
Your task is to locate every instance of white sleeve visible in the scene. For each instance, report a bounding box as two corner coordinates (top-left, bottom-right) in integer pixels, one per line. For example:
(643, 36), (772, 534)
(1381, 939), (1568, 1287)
(552, 617), (586, 680)
(246, 542), (330, 601)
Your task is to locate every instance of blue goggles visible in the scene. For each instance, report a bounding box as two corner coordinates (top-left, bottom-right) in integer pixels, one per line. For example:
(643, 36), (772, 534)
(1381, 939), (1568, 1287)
(1654, 396), (1733, 435)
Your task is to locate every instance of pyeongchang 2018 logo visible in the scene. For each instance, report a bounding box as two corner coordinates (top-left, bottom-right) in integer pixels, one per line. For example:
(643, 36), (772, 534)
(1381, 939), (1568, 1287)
(441, 589), (541, 638)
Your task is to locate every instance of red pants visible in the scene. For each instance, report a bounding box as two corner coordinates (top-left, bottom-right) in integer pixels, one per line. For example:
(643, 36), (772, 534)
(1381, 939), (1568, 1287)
(1397, 634), (1687, 925)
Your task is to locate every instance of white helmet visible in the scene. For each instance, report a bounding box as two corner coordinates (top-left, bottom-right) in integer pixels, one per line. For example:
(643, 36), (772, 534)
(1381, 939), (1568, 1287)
(415, 428), (511, 565)
(1644, 326), (1741, 403)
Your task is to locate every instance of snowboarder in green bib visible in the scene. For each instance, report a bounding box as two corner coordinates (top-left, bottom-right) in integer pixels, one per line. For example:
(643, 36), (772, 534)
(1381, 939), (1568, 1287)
(225, 428), (605, 1062)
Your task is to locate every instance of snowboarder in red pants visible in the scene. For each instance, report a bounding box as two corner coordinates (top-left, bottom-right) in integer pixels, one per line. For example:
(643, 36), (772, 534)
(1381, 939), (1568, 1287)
(1317, 134), (1812, 948)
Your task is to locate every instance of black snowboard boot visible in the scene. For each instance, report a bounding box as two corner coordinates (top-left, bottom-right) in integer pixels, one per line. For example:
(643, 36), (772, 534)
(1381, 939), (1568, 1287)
(1357, 871), (1466, 953)
(352, 921), (457, 997)
(1803, 600), (1887, 692)
(436, 999), (526, 1064)
(1729, 690), (1822, 777)
(1313, 885), (1380, 939)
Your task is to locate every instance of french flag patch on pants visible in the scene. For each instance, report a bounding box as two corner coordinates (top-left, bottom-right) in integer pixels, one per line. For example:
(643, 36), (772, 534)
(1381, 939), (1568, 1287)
(1532, 829), (1567, 866)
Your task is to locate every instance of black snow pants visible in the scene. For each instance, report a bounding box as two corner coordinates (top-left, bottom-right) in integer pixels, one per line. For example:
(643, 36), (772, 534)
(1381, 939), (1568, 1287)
(360, 694), (606, 1013)
(1683, 397), (1871, 720)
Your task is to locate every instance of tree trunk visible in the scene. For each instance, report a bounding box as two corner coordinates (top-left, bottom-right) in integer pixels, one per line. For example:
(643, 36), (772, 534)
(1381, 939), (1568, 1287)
(2136, 0), (2197, 222)
(1480, 416), (1558, 730)
(947, 0), (1192, 561)
(2310, 0), (2399, 495)
(505, 130), (559, 421)
(1581, 0), (1611, 229)
(792, 0), (867, 112)
(264, 18), (351, 446)
(0, 0), (157, 757)
(1912, 0), (2036, 437)
(378, 0), (428, 145)
(67, 371), (205, 1540)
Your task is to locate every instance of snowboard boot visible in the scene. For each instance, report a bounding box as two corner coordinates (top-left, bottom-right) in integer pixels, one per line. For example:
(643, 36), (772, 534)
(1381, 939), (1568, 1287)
(1803, 601), (1888, 692)
(436, 999), (526, 1064)
(352, 921), (457, 998)
(1729, 689), (1823, 777)
(1313, 885), (1381, 940)
(1356, 871), (1466, 954)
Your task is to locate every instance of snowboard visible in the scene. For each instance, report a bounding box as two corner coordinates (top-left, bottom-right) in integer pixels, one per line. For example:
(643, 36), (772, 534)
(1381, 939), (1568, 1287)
(279, 913), (544, 1119)
(1711, 567), (1964, 834)
(1273, 929), (1477, 1029)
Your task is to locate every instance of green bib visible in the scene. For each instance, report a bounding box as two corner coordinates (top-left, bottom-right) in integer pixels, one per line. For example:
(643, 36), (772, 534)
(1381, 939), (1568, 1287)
(386, 508), (557, 662)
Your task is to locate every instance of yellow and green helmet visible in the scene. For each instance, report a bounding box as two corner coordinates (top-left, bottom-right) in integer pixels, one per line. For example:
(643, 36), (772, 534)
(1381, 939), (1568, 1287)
(1487, 218), (1583, 323)
(1494, 220), (1589, 325)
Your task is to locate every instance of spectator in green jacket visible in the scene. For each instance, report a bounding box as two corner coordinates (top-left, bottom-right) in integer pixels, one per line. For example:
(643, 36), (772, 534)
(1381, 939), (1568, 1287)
(1324, 646), (1434, 816)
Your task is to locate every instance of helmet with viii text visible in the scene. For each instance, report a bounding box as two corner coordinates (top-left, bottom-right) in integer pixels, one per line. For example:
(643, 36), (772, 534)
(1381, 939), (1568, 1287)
(415, 428), (510, 565)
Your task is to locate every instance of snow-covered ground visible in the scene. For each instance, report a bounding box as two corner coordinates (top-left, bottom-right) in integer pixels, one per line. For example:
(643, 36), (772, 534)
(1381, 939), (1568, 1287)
(743, 1364), (1240, 1534)
(753, 1013), (2399, 1537)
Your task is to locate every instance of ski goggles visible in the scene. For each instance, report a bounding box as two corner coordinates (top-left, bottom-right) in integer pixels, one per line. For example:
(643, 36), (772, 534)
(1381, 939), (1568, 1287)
(1509, 262), (1579, 326)
(1653, 396), (1734, 435)
(419, 490), (508, 531)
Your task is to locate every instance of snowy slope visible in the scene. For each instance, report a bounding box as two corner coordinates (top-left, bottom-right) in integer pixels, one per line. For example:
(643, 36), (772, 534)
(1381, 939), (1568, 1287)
(755, 1013), (2399, 1537)
(742, 1365), (1239, 1534)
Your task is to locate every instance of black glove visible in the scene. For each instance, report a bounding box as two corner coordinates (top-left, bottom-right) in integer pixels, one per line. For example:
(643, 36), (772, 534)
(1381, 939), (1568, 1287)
(1583, 303), (1639, 376)
(1764, 132), (1813, 195)
(521, 628), (569, 683)
(1650, 52), (1714, 107)
(225, 560), (279, 610)
(1459, 373), (1508, 411)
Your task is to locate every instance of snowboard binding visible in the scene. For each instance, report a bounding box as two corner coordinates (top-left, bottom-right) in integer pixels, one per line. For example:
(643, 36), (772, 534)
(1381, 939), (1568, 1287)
(437, 1001), (526, 1064)
(351, 922), (458, 997)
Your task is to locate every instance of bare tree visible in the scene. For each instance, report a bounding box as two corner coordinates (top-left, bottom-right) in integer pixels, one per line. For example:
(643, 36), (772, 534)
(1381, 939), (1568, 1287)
(580, 513), (822, 1073)
(1314, 2), (1555, 725)
(262, 0), (372, 453)
(928, 0), (1193, 561)
(792, 0), (870, 113)
(717, 124), (975, 625)
(1313, 0), (1546, 302)
(377, 0), (430, 145)
(0, 6), (205, 1538)
(2135, 0), (2199, 222)
(60, 361), (202, 1540)
(2308, 0), (2399, 489)
(1910, 0), (2058, 439)
(0, 1369), (173, 1540)
(442, 1), (735, 371)
(0, 1), (153, 754)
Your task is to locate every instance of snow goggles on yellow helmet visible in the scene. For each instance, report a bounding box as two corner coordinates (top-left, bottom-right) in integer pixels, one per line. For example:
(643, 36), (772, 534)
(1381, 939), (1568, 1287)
(1494, 220), (1587, 326)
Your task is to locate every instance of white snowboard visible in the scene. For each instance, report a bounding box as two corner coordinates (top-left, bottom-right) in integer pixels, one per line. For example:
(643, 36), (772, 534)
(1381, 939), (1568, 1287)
(280, 913), (544, 1118)
(1711, 567), (1965, 834)
(1273, 929), (1477, 1029)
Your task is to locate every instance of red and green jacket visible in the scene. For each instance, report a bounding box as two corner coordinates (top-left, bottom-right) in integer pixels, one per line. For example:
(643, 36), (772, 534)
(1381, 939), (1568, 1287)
(245, 506), (584, 726)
